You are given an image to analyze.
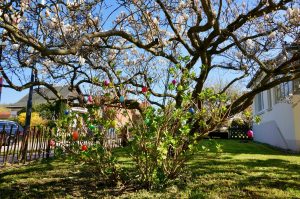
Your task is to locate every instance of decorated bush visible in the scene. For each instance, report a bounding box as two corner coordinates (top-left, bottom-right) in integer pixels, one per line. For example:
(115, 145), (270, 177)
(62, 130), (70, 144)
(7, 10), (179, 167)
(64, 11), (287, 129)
(51, 103), (122, 184)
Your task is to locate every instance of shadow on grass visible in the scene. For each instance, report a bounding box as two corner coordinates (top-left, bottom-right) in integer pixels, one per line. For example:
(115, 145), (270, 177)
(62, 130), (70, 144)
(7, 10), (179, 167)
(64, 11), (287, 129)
(0, 162), (53, 176)
(1, 141), (299, 198)
(188, 156), (300, 198)
(199, 140), (300, 156)
(0, 160), (138, 198)
(189, 157), (300, 175)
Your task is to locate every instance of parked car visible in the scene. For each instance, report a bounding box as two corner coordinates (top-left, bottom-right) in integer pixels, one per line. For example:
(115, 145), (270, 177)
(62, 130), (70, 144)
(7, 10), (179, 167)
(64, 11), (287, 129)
(0, 120), (24, 145)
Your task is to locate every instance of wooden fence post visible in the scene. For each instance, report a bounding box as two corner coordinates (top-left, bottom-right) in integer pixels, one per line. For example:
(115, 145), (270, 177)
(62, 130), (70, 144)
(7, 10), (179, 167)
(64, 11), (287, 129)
(46, 127), (52, 158)
(11, 127), (20, 164)
(3, 125), (13, 164)
(0, 126), (5, 165)
(21, 128), (30, 164)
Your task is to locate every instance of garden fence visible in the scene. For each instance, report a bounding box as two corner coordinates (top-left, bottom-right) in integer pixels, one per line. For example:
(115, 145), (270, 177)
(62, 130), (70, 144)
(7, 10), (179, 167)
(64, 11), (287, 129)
(228, 127), (249, 139)
(0, 126), (122, 166)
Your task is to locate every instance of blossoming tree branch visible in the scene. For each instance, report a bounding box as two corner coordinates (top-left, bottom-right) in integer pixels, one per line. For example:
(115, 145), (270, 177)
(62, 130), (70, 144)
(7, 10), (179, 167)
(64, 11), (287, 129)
(0, 0), (299, 134)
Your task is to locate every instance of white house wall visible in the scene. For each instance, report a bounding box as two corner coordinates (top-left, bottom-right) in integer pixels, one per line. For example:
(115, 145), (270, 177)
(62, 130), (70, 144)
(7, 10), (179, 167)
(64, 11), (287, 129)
(252, 90), (300, 151)
(291, 95), (300, 151)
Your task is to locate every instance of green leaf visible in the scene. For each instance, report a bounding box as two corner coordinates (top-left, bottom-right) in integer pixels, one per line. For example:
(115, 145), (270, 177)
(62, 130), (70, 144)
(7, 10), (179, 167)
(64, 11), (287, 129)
(116, 70), (122, 76)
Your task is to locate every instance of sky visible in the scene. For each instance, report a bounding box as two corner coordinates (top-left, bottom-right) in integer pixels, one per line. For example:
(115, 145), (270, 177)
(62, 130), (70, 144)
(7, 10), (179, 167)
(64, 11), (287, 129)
(1, 88), (27, 105)
(0, 1), (236, 106)
(0, 0), (273, 105)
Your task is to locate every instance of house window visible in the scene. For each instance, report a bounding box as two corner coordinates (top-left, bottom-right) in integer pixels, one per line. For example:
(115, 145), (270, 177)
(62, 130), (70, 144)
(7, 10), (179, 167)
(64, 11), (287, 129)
(255, 92), (264, 113)
(293, 78), (300, 94)
(267, 89), (272, 110)
(275, 81), (293, 103)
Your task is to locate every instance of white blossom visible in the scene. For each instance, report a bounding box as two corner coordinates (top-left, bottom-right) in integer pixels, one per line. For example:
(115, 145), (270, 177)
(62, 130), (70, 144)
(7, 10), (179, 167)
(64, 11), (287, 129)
(268, 32), (276, 40)
(287, 8), (300, 24)
(4, 14), (10, 23)
(153, 17), (159, 26)
(246, 39), (255, 49)
(43, 60), (52, 67)
(286, 8), (294, 16)
(28, 47), (34, 53)
(93, 38), (100, 44)
(0, 41), (8, 47)
(242, 1), (246, 8)
(131, 48), (138, 55)
(20, 2), (29, 12)
(177, 15), (185, 24)
(179, 0), (185, 9)
(12, 44), (20, 50)
(62, 23), (72, 33)
(183, 12), (188, 21)
(40, 68), (48, 75)
(79, 56), (85, 65)
(264, 14), (270, 20)
(124, 59), (130, 66)
(45, 8), (50, 18)
(236, 51), (243, 59)
(11, 15), (16, 23)
(93, 16), (99, 24)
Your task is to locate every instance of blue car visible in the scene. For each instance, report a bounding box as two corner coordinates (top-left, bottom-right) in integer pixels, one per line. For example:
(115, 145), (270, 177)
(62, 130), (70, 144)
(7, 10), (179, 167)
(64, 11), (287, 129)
(0, 120), (24, 145)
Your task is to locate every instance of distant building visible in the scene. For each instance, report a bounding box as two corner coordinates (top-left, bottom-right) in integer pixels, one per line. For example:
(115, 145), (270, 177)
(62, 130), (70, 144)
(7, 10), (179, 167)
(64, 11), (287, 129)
(5, 86), (80, 117)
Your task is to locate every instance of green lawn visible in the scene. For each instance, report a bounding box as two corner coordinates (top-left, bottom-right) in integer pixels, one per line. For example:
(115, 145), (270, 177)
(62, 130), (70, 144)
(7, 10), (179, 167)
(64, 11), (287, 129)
(0, 140), (299, 198)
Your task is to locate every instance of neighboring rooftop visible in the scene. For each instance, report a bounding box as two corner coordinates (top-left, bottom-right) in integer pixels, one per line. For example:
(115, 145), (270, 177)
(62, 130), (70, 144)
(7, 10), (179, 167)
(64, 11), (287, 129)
(6, 86), (79, 108)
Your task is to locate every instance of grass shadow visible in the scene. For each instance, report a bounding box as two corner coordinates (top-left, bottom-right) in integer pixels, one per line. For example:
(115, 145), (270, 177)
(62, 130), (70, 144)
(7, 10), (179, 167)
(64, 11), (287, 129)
(0, 140), (299, 198)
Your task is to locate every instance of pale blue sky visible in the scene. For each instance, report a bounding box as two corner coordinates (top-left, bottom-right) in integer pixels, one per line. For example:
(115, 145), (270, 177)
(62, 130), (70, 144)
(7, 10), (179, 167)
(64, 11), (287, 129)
(0, 0), (271, 105)
(0, 1), (238, 106)
(1, 88), (27, 104)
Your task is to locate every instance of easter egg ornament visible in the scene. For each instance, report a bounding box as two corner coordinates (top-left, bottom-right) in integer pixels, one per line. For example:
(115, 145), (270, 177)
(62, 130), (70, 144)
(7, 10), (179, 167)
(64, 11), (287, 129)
(247, 130), (254, 139)
(142, 86), (148, 93)
(88, 95), (93, 103)
(81, 145), (88, 151)
(177, 85), (183, 91)
(89, 124), (95, 130)
(64, 110), (69, 115)
(111, 120), (117, 128)
(145, 118), (150, 126)
(172, 79), (177, 85)
(104, 80), (110, 87)
(189, 107), (195, 114)
(72, 131), (79, 141)
(119, 95), (125, 103)
(50, 139), (55, 147)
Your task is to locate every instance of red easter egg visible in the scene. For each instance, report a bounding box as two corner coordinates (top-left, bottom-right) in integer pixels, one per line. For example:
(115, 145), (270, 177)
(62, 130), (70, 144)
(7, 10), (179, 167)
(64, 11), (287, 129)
(104, 80), (110, 86)
(247, 130), (253, 139)
(88, 95), (93, 102)
(82, 145), (88, 151)
(172, 79), (177, 85)
(72, 131), (79, 141)
(142, 86), (148, 93)
(50, 139), (55, 147)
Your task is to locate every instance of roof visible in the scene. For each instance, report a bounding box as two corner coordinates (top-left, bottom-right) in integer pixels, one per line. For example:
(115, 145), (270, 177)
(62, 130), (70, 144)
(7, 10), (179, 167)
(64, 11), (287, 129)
(7, 86), (79, 108)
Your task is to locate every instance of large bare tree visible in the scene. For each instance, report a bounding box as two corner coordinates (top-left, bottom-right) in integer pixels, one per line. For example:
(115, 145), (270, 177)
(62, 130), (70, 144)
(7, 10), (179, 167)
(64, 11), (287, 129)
(0, 0), (299, 134)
